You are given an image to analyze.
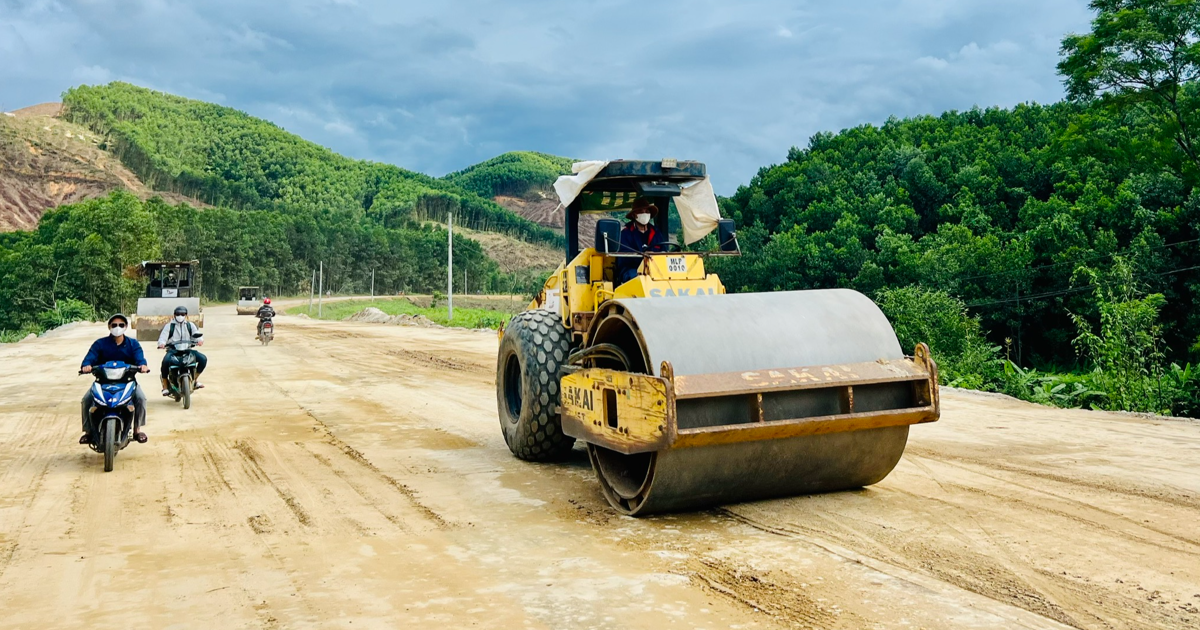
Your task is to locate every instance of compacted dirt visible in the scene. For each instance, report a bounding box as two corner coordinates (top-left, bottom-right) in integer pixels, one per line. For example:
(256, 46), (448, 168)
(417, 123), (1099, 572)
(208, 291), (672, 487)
(1, 307), (1198, 629)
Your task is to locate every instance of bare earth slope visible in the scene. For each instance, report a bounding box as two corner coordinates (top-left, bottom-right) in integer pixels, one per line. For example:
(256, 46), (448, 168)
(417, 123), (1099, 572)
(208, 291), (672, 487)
(494, 193), (599, 250)
(0, 309), (1197, 629)
(0, 104), (204, 231)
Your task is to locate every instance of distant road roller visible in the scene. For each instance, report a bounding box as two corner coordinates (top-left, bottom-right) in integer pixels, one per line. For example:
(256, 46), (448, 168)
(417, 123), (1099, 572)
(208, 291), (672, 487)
(496, 160), (940, 515)
(131, 260), (204, 342)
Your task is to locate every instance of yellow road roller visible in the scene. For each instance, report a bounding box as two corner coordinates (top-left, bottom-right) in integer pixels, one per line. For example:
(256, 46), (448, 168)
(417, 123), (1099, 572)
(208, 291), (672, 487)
(496, 160), (940, 515)
(132, 260), (204, 342)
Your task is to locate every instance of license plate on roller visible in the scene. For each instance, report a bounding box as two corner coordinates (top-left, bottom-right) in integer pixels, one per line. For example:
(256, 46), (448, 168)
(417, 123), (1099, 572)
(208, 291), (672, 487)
(666, 256), (687, 273)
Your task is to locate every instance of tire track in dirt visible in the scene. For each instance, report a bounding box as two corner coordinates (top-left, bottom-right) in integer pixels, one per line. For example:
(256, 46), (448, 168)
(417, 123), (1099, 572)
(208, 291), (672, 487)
(233, 334), (458, 528)
(232, 440), (313, 527)
(907, 446), (1200, 510)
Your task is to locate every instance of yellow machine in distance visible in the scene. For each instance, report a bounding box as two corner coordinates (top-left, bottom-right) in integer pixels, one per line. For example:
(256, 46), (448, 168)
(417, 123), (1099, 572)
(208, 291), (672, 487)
(496, 160), (939, 515)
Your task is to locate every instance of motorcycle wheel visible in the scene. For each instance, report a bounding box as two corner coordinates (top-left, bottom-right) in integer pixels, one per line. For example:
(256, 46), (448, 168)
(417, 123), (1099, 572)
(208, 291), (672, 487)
(181, 374), (192, 410)
(103, 420), (116, 472)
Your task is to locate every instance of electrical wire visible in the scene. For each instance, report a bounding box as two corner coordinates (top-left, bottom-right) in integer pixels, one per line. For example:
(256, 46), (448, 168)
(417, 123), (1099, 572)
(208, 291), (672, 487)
(954, 237), (1200, 283)
(966, 264), (1200, 308)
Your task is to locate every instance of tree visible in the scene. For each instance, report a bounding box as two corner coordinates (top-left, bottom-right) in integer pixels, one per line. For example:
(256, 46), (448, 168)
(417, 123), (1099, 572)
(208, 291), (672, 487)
(1059, 0), (1200, 177)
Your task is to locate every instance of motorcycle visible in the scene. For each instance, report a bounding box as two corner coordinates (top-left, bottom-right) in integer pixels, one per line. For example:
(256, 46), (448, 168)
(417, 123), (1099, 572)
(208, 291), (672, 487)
(258, 318), (274, 346)
(80, 361), (139, 472)
(164, 335), (202, 409)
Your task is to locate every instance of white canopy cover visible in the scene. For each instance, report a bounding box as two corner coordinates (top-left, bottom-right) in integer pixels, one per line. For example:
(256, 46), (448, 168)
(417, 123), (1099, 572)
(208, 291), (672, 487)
(552, 161), (722, 245)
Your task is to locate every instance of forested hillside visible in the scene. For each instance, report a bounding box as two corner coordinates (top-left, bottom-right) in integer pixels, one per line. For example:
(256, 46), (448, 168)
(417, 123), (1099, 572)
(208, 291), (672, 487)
(443, 151), (574, 199)
(61, 83), (561, 247)
(713, 101), (1199, 361)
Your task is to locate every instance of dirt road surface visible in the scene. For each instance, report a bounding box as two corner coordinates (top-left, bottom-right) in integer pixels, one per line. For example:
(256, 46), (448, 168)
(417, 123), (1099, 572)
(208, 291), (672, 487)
(2, 306), (1198, 629)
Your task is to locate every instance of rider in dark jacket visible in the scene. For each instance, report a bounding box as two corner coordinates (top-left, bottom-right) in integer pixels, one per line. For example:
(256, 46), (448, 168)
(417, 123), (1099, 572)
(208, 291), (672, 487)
(80, 313), (151, 444)
(256, 298), (276, 339)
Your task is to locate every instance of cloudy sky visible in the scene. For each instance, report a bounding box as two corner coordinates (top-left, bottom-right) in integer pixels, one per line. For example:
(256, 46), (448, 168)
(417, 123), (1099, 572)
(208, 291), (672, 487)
(1, 0), (1094, 193)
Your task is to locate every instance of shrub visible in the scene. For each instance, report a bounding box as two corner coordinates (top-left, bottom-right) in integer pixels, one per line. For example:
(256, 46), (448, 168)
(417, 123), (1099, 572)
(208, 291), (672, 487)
(875, 286), (1002, 389)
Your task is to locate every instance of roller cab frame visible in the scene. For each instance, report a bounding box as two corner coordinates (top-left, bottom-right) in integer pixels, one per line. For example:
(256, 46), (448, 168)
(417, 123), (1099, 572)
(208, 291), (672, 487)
(498, 159), (941, 515)
(237, 286), (263, 315)
(131, 260), (204, 341)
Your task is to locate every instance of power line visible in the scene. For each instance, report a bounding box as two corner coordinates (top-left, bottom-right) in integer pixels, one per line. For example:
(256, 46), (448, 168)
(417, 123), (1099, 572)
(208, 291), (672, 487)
(966, 264), (1200, 308)
(955, 237), (1200, 283)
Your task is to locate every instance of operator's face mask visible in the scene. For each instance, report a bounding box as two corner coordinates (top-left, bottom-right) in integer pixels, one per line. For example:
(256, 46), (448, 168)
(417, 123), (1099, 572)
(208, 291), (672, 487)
(635, 213), (651, 225)
(109, 325), (126, 337)
(174, 315), (186, 323)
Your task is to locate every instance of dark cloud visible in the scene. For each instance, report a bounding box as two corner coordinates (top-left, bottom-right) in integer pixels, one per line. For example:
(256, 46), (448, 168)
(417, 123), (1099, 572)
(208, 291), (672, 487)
(0, 0), (1093, 193)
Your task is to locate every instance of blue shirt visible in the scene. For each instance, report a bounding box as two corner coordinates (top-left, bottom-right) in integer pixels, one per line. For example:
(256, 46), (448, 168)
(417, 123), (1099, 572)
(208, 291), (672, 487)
(81, 335), (148, 368)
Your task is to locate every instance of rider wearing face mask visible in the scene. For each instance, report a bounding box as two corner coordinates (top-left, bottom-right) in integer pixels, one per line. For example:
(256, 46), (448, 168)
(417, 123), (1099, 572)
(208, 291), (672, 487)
(157, 306), (208, 396)
(616, 197), (667, 284)
(80, 314), (151, 444)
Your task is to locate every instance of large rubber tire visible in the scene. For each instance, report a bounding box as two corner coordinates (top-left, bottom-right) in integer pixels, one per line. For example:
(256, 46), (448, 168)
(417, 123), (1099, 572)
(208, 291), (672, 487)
(181, 374), (192, 410)
(496, 309), (574, 461)
(103, 420), (115, 472)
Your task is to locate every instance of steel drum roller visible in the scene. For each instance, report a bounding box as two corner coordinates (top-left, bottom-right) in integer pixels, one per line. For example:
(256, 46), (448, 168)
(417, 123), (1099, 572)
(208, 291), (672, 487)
(584, 289), (913, 515)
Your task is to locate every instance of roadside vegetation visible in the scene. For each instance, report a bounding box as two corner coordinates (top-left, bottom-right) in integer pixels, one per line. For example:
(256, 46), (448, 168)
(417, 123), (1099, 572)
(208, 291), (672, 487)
(288, 295), (520, 329)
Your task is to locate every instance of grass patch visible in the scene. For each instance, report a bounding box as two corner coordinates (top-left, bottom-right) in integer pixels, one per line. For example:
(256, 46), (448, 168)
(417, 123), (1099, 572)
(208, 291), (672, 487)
(287, 297), (522, 329)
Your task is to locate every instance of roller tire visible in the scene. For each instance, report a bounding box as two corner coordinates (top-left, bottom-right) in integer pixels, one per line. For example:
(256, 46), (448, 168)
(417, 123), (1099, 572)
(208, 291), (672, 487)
(496, 309), (574, 461)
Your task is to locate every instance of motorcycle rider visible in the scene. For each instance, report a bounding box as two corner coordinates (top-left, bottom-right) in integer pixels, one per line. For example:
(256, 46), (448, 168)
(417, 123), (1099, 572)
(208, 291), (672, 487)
(80, 314), (151, 444)
(157, 305), (207, 395)
(256, 297), (276, 339)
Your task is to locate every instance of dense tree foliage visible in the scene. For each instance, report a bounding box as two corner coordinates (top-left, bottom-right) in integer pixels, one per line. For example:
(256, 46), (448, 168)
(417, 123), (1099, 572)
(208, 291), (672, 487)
(0, 191), (524, 337)
(443, 151), (574, 198)
(61, 83), (563, 247)
(711, 101), (1199, 372)
(1059, 0), (1200, 178)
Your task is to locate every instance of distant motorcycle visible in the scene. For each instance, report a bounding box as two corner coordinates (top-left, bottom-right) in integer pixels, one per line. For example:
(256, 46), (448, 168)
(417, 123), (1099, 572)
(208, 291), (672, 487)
(164, 336), (202, 409)
(80, 361), (138, 472)
(258, 318), (274, 346)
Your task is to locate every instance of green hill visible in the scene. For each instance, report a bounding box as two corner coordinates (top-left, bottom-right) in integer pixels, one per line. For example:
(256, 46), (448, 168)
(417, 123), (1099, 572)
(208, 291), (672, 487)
(62, 83), (562, 248)
(443, 151), (574, 199)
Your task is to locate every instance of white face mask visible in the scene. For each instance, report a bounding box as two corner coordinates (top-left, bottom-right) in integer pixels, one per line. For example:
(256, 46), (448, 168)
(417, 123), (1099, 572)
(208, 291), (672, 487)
(635, 213), (651, 225)
(109, 325), (126, 337)
(174, 315), (186, 323)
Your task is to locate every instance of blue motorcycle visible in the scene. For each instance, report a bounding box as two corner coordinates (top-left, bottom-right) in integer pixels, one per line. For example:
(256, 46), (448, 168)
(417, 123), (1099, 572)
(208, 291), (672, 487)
(81, 361), (139, 472)
(164, 336), (202, 409)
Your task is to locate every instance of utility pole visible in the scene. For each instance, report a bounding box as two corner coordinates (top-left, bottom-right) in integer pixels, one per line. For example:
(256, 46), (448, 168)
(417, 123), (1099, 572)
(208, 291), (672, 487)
(308, 269), (315, 314)
(371, 268), (375, 299)
(447, 212), (454, 321)
(318, 261), (324, 318)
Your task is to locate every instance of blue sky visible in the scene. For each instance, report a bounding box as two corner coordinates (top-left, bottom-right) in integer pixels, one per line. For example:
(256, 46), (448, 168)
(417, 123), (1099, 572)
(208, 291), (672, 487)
(1, 0), (1094, 194)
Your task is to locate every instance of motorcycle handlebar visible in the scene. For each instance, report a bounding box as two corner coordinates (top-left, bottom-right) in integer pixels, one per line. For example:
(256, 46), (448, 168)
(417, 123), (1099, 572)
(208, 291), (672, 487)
(79, 365), (142, 376)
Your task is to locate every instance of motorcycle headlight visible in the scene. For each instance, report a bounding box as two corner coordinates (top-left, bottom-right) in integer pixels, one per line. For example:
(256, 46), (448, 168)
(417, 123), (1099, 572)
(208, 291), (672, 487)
(103, 367), (126, 380)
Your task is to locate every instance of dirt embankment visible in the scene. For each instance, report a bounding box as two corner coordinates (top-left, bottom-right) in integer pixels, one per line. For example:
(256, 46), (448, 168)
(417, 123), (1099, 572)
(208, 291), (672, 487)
(493, 193), (599, 251)
(0, 103), (205, 232)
